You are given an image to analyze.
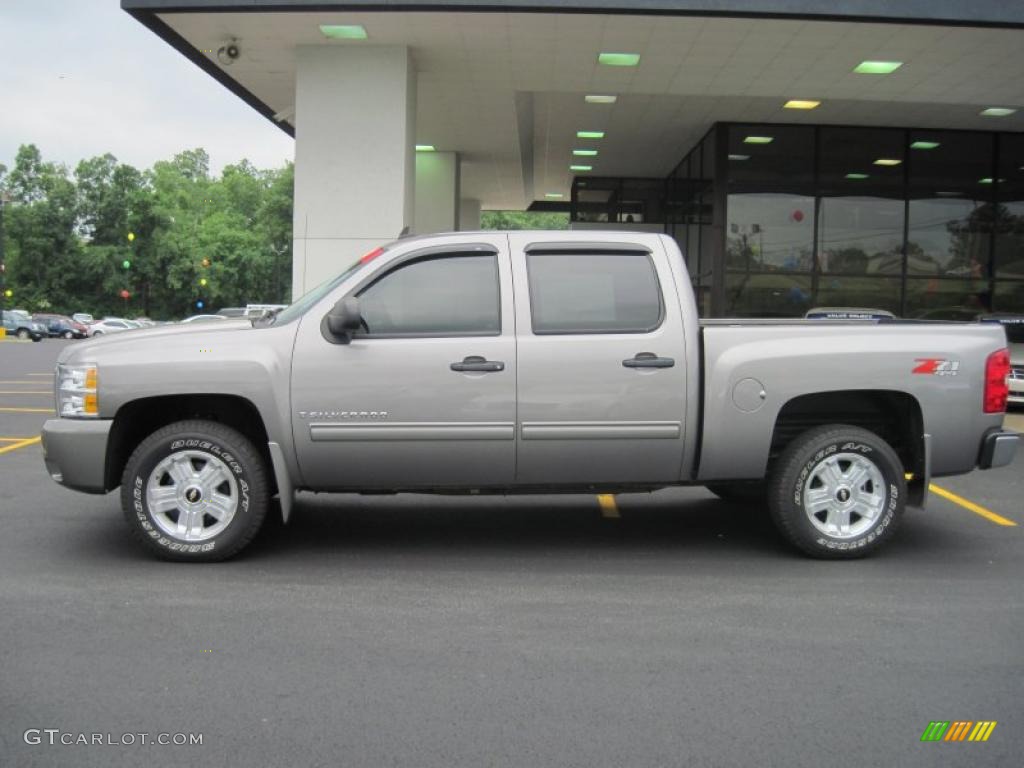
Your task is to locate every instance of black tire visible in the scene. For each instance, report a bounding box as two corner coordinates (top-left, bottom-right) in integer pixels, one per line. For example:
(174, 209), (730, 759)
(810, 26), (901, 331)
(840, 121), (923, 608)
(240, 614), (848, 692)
(16, 328), (29, 340)
(92, 330), (103, 336)
(768, 425), (905, 559)
(120, 420), (269, 562)
(705, 482), (766, 504)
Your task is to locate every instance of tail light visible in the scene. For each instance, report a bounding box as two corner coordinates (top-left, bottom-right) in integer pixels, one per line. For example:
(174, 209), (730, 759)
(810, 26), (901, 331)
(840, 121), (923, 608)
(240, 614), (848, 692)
(983, 348), (1011, 413)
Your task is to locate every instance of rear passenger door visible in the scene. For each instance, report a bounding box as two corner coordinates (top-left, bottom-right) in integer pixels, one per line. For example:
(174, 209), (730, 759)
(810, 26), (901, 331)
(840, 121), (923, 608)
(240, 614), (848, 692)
(510, 236), (689, 485)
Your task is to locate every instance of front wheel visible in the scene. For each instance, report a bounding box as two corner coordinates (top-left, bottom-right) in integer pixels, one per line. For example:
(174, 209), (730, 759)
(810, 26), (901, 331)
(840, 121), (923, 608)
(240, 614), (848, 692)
(120, 420), (270, 561)
(17, 328), (29, 340)
(63, 330), (74, 339)
(768, 425), (905, 559)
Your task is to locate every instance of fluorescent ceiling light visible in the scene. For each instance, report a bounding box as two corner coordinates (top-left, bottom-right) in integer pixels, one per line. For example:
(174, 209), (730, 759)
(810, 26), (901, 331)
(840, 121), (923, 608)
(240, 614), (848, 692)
(415, 144), (435, 152)
(585, 94), (617, 104)
(910, 141), (940, 150)
(598, 52), (640, 67)
(570, 165), (593, 172)
(845, 173), (870, 180)
(873, 158), (902, 166)
(573, 149), (598, 156)
(784, 100), (820, 110)
(728, 154), (750, 161)
(743, 136), (773, 144)
(319, 24), (367, 39)
(853, 60), (902, 74)
(980, 107), (1016, 117)
(576, 131), (605, 139)
(979, 177), (1006, 184)
(544, 193), (564, 199)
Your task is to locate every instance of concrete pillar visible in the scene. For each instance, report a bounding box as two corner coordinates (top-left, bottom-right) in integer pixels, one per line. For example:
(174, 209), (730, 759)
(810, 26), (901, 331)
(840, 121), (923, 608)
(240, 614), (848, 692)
(414, 152), (459, 234)
(458, 198), (481, 231)
(292, 46), (415, 298)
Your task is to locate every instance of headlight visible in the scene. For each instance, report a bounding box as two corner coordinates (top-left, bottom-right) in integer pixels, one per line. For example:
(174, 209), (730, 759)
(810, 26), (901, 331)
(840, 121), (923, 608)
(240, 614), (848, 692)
(57, 364), (99, 418)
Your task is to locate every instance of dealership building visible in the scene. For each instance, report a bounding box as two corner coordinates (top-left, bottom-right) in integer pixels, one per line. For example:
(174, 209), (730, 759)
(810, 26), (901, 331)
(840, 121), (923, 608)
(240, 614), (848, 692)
(123, 0), (1024, 317)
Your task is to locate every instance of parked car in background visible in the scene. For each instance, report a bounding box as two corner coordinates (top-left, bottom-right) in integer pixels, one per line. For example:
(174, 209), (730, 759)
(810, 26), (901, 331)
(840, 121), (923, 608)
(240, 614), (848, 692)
(88, 318), (137, 336)
(2, 312), (45, 341)
(72, 313), (94, 325)
(32, 313), (89, 339)
(180, 314), (228, 323)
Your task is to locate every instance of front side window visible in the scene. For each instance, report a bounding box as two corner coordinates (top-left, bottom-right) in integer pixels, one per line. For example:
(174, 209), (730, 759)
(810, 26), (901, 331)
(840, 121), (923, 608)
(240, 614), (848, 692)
(526, 252), (662, 334)
(357, 253), (500, 336)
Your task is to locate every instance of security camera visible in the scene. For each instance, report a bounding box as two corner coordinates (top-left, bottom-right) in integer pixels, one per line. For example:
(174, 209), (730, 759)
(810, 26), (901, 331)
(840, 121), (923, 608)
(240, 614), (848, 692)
(217, 41), (240, 66)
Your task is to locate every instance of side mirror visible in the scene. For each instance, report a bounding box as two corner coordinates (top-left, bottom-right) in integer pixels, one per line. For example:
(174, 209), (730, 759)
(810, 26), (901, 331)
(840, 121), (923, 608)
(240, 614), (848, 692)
(326, 297), (363, 343)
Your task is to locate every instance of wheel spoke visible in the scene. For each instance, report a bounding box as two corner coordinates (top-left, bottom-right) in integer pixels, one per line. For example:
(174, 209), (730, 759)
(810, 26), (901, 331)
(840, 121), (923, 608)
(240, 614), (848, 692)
(148, 486), (179, 515)
(822, 459), (844, 488)
(195, 460), (230, 492)
(805, 487), (832, 513)
(176, 508), (204, 538)
(204, 492), (235, 522)
(167, 456), (194, 487)
(844, 463), (870, 491)
(826, 507), (851, 535)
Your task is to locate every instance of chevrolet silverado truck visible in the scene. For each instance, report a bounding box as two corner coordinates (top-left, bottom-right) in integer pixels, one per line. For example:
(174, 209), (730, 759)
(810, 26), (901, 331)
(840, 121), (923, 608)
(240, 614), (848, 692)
(40, 232), (1019, 561)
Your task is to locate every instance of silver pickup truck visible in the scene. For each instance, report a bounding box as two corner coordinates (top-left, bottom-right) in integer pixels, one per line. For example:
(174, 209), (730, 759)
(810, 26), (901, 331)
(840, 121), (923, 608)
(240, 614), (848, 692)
(40, 232), (1018, 561)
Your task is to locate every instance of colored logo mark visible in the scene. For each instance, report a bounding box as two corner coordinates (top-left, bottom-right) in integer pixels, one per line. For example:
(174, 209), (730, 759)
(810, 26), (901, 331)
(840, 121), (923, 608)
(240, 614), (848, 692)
(920, 721), (997, 742)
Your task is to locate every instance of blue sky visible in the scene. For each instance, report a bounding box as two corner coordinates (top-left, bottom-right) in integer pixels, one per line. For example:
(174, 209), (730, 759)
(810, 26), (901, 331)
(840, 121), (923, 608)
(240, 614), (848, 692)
(0, 1), (295, 174)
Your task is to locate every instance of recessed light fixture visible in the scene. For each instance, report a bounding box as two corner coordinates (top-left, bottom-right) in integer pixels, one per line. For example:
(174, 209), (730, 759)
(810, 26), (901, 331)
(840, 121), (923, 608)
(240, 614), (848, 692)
(319, 24), (368, 39)
(585, 94), (617, 104)
(415, 144), (435, 152)
(978, 177), (1006, 184)
(784, 100), (820, 110)
(544, 192), (564, 199)
(598, 52), (640, 67)
(576, 131), (605, 139)
(570, 165), (593, 172)
(854, 60), (902, 74)
(572, 149), (598, 156)
(910, 141), (940, 150)
(873, 158), (902, 166)
(845, 173), (870, 180)
(728, 154), (750, 161)
(743, 136), (773, 144)
(980, 107), (1016, 117)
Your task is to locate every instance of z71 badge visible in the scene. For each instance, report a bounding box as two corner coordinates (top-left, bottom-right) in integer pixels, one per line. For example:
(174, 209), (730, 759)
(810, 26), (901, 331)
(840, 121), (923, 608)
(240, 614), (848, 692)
(912, 358), (960, 376)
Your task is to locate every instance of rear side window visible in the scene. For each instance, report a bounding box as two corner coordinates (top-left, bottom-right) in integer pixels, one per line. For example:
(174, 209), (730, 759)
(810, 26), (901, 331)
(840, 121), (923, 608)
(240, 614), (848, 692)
(357, 253), (500, 336)
(526, 252), (663, 334)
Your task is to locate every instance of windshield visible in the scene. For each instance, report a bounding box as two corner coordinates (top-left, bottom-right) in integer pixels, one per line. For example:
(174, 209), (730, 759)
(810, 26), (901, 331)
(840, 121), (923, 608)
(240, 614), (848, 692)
(270, 246), (389, 326)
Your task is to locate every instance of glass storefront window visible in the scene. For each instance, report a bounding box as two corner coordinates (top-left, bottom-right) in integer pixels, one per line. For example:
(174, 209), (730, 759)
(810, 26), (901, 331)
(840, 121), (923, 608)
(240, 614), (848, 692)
(993, 280), (1024, 313)
(815, 276), (902, 314)
(908, 131), (994, 278)
(995, 134), (1024, 278)
(727, 193), (814, 272)
(818, 128), (905, 276)
(904, 277), (991, 320)
(725, 273), (813, 317)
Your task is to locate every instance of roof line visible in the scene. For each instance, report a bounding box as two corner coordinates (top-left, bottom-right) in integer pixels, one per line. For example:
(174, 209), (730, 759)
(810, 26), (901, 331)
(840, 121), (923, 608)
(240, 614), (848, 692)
(123, 5), (295, 137)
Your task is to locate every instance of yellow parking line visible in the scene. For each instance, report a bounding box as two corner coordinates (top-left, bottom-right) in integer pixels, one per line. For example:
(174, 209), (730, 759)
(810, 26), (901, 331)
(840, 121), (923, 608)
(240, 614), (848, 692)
(930, 484), (1018, 527)
(0, 407), (54, 413)
(597, 494), (620, 519)
(0, 391), (51, 394)
(0, 436), (41, 455)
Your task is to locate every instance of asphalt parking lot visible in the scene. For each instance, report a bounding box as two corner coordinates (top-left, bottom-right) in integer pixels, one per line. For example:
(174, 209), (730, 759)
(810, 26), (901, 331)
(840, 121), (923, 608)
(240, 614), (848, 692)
(1, 338), (1021, 767)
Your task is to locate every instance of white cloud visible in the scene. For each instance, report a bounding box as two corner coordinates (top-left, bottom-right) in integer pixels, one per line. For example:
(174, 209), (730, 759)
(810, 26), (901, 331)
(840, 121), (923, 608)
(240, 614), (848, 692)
(0, 0), (294, 175)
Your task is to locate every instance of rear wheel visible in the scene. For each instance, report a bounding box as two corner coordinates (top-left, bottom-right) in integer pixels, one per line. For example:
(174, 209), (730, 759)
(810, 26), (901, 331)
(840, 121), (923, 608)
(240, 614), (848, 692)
(120, 420), (269, 561)
(768, 425), (905, 559)
(16, 328), (29, 340)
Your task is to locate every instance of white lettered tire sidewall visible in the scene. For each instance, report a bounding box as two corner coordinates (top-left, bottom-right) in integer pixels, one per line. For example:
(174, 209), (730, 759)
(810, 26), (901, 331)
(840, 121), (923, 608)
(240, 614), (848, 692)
(120, 420), (269, 562)
(769, 425), (906, 559)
